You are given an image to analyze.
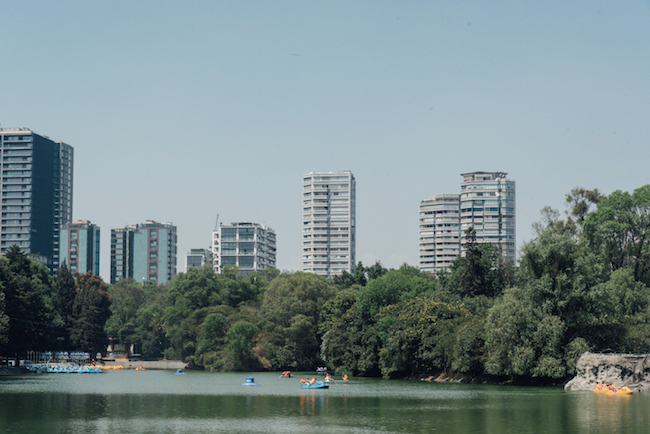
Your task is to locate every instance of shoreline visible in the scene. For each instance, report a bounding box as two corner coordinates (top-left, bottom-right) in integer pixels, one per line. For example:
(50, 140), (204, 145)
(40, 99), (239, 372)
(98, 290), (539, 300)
(0, 359), (186, 376)
(0, 367), (31, 376)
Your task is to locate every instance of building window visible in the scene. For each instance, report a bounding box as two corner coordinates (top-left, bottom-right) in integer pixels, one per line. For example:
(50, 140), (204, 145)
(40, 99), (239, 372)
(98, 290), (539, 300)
(222, 256), (236, 265)
(222, 228), (236, 240)
(222, 242), (236, 255)
(239, 256), (254, 268)
(239, 242), (254, 254)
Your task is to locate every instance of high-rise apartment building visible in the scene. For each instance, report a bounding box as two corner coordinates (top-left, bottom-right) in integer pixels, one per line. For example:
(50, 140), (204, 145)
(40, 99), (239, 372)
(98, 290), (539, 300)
(110, 220), (177, 284)
(418, 194), (461, 273)
(302, 171), (355, 278)
(212, 222), (276, 274)
(59, 220), (100, 275)
(460, 171), (516, 260)
(418, 171), (516, 273)
(0, 128), (73, 271)
(185, 248), (213, 270)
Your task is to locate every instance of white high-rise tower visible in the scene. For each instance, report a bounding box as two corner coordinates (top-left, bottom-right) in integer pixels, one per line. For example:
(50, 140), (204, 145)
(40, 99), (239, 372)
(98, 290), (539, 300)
(302, 171), (356, 278)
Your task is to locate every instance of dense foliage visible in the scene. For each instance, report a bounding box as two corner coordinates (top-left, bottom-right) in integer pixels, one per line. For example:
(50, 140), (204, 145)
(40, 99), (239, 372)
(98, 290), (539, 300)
(3, 185), (650, 383)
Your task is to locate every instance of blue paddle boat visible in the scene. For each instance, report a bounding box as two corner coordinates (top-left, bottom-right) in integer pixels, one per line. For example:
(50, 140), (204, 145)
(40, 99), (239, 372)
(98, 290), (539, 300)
(299, 379), (329, 389)
(242, 377), (259, 386)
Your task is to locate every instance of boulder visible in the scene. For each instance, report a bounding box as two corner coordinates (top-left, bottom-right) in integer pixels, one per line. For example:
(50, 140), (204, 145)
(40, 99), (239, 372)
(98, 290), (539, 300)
(564, 352), (650, 392)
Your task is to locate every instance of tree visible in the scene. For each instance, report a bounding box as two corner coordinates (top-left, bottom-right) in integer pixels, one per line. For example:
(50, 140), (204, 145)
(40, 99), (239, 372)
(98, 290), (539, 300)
(0, 246), (53, 360)
(226, 320), (259, 370)
(584, 185), (650, 285)
(532, 206), (575, 237)
(565, 187), (606, 235)
(261, 272), (335, 329)
(319, 286), (359, 335)
(260, 272), (336, 369)
(377, 297), (473, 378)
(356, 267), (435, 319)
(332, 262), (389, 289)
(52, 261), (77, 349)
(136, 281), (170, 358)
(332, 262), (367, 288)
(448, 227), (509, 299)
(163, 265), (272, 363)
(194, 312), (229, 368)
(71, 272), (111, 356)
(320, 305), (382, 377)
(0, 289), (8, 346)
(105, 278), (144, 354)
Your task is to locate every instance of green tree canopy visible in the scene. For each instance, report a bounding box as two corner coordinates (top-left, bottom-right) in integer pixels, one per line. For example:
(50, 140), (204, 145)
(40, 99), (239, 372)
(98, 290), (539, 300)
(356, 266), (435, 319)
(52, 261), (77, 349)
(105, 278), (144, 354)
(0, 246), (53, 358)
(584, 185), (650, 285)
(71, 272), (111, 356)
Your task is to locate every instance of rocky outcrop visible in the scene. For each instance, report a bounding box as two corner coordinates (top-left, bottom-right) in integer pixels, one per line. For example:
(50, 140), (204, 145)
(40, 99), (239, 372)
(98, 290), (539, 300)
(564, 352), (650, 392)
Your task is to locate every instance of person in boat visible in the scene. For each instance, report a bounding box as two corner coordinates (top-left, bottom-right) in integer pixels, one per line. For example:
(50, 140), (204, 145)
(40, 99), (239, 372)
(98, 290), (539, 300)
(310, 377), (316, 384)
(325, 373), (332, 381)
(343, 374), (348, 381)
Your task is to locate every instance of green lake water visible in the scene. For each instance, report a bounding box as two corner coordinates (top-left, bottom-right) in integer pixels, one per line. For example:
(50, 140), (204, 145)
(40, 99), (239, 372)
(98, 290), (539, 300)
(1, 370), (648, 433)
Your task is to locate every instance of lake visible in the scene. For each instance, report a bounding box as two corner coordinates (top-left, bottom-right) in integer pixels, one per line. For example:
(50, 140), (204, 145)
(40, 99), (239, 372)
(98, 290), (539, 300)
(1, 370), (649, 433)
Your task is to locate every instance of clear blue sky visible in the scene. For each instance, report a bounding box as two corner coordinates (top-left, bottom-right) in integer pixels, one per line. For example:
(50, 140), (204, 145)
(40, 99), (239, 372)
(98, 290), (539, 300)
(2, 1), (649, 280)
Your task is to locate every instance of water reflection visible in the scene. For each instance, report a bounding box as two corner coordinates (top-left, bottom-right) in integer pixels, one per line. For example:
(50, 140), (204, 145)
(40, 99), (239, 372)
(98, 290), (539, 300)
(1, 372), (650, 433)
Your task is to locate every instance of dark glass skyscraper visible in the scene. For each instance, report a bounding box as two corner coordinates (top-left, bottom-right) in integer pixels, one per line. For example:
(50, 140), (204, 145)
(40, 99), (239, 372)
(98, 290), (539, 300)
(0, 128), (73, 270)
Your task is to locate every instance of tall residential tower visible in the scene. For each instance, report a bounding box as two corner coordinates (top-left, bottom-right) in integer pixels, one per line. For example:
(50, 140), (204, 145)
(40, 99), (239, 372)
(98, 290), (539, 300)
(460, 171), (516, 260)
(110, 220), (177, 284)
(418, 171), (516, 273)
(418, 194), (461, 273)
(59, 220), (100, 275)
(0, 128), (73, 270)
(302, 171), (355, 278)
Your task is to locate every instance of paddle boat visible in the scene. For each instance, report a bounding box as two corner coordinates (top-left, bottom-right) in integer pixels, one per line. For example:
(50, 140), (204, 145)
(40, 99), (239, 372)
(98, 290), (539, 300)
(593, 383), (633, 395)
(98, 364), (124, 370)
(39, 365), (101, 374)
(280, 370), (292, 378)
(316, 366), (328, 374)
(242, 377), (259, 386)
(323, 373), (349, 384)
(176, 368), (186, 375)
(299, 378), (329, 389)
(134, 366), (146, 371)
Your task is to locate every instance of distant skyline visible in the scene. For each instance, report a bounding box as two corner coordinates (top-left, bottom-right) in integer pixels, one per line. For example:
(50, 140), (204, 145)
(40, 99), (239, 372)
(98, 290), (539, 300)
(2, 1), (650, 281)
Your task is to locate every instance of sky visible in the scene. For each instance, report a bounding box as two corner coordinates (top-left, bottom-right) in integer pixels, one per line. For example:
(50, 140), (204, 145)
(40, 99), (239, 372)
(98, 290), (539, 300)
(2, 1), (650, 281)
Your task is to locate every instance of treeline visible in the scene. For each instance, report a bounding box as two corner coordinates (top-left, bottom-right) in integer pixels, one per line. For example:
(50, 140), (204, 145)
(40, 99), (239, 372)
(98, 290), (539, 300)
(0, 245), (110, 360)
(3, 185), (650, 381)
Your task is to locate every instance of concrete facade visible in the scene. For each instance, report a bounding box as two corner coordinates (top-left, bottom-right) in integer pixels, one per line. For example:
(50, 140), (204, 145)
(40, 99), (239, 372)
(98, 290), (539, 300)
(185, 248), (213, 270)
(302, 171), (356, 278)
(212, 222), (276, 274)
(59, 220), (100, 275)
(419, 194), (461, 273)
(460, 171), (516, 260)
(418, 171), (516, 273)
(110, 220), (177, 284)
